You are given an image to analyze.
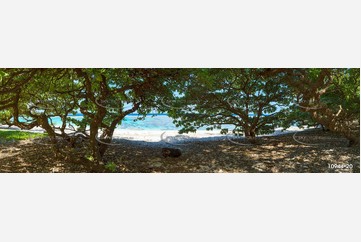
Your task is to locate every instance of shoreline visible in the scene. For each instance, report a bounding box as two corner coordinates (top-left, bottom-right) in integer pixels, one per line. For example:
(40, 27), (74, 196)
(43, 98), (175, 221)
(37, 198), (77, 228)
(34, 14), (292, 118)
(1, 124), (311, 143)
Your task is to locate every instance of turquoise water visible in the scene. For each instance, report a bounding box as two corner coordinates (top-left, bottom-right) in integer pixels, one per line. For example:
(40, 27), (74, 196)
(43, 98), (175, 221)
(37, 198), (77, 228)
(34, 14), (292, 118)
(46, 114), (178, 130)
(16, 114), (235, 131)
(117, 114), (178, 130)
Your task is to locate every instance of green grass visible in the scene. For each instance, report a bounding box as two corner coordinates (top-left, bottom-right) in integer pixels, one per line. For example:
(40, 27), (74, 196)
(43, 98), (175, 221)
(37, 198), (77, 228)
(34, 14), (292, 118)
(0, 130), (47, 141)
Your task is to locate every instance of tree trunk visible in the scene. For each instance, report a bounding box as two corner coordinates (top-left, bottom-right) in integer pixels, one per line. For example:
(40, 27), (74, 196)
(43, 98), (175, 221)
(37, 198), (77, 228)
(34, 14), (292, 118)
(89, 122), (102, 163)
(38, 114), (60, 154)
(244, 127), (257, 144)
(99, 129), (115, 158)
(310, 110), (360, 147)
(98, 115), (127, 161)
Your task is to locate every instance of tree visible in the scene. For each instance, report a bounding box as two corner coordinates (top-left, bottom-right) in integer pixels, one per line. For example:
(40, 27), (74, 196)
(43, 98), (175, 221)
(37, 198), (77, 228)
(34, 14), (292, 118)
(1, 68), (358, 165)
(1, 68), (82, 152)
(283, 68), (360, 146)
(0, 68), (42, 130)
(1, 68), (185, 162)
(73, 68), (182, 161)
(166, 68), (293, 142)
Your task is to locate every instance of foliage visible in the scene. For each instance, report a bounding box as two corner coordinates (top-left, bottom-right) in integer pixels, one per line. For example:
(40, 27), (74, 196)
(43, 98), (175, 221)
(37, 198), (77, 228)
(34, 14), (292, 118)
(72, 68), (184, 161)
(0, 130), (46, 141)
(105, 162), (118, 172)
(284, 68), (360, 145)
(167, 69), (293, 140)
(0, 68), (184, 162)
(1, 68), (359, 164)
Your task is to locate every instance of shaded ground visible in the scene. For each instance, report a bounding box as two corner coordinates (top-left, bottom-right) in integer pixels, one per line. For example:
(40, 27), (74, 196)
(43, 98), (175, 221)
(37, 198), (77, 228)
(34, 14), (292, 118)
(0, 130), (359, 173)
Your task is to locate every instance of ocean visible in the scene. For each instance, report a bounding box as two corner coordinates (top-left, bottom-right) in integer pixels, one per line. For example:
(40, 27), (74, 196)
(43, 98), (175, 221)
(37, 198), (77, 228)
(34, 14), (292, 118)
(38, 114), (174, 130)
(5, 114), (305, 141)
(44, 114), (235, 131)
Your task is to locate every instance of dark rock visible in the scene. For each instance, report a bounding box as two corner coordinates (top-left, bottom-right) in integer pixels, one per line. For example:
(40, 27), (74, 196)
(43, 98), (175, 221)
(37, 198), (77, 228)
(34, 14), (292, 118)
(162, 148), (182, 158)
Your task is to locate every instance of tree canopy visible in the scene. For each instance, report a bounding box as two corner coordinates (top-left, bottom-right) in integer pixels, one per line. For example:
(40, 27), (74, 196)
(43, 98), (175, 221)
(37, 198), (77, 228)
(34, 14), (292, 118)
(1, 68), (359, 162)
(284, 68), (360, 145)
(165, 69), (293, 142)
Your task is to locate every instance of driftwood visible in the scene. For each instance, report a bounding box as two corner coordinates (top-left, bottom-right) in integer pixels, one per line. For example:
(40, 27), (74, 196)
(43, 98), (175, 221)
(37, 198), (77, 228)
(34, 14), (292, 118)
(162, 148), (182, 158)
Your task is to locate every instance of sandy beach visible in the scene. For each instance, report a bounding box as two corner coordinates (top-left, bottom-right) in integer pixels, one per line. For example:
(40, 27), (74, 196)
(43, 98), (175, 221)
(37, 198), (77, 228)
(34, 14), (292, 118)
(108, 126), (309, 146)
(1, 124), (311, 144)
(1, 127), (358, 173)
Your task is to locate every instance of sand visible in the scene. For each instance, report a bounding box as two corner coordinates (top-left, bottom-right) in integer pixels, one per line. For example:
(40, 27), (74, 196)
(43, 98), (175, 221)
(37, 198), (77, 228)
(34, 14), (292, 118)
(1, 124), (311, 146)
(109, 126), (306, 143)
(1, 125), (358, 173)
